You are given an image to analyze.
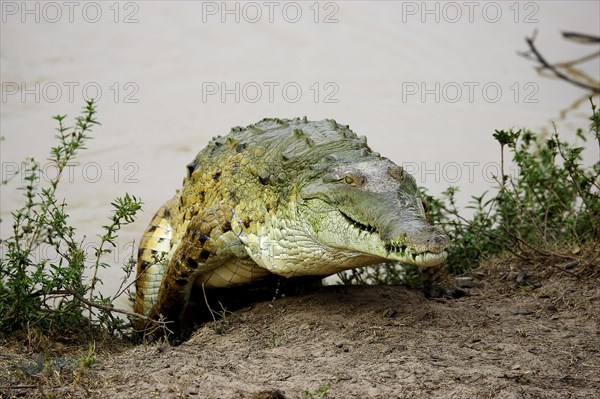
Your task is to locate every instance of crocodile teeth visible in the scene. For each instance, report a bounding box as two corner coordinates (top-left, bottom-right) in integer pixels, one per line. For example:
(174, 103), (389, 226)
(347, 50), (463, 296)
(385, 244), (408, 254)
(340, 211), (377, 235)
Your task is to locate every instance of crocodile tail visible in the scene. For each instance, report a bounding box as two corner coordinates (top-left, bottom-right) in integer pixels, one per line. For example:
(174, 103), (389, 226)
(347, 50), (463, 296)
(134, 200), (175, 317)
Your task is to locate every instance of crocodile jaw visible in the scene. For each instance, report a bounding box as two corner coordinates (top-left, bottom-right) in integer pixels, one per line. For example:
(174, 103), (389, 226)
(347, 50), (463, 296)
(240, 215), (384, 278)
(238, 201), (447, 279)
(297, 199), (448, 269)
(315, 208), (448, 267)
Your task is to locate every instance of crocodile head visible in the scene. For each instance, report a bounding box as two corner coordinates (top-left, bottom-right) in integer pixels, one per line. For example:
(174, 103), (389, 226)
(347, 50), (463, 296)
(298, 157), (449, 268)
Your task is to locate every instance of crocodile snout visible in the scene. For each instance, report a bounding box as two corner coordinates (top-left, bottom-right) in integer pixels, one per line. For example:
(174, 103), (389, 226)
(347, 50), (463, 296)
(423, 227), (449, 253)
(381, 221), (449, 254)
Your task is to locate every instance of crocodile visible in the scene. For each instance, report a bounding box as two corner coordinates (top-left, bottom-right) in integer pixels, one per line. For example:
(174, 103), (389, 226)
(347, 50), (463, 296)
(134, 117), (454, 333)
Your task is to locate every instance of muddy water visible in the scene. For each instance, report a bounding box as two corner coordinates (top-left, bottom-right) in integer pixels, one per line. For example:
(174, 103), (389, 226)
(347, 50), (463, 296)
(1, 1), (599, 301)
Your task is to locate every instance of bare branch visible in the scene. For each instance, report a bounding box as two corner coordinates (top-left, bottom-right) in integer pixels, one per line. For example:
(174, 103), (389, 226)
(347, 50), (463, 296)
(562, 31), (600, 44)
(45, 288), (171, 334)
(520, 33), (600, 93)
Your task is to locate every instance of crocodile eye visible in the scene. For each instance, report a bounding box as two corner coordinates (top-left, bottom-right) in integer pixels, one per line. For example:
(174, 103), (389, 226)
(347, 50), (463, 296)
(344, 172), (364, 187)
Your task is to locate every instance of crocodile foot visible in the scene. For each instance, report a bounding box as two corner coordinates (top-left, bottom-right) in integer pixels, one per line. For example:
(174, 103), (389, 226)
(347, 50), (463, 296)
(425, 284), (471, 299)
(419, 264), (472, 299)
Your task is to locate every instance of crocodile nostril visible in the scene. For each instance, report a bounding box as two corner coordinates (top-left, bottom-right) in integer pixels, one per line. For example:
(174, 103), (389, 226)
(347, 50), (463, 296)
(387, 164), (404, 181)
(428, 234), (449, 249)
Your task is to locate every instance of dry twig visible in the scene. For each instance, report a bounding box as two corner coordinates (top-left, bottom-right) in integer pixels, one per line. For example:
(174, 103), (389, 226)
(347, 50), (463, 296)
(520, 31), (600, 93)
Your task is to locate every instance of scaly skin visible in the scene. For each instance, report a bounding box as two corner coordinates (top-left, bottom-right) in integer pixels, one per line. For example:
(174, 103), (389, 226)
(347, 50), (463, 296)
(134, 118), (452, 332)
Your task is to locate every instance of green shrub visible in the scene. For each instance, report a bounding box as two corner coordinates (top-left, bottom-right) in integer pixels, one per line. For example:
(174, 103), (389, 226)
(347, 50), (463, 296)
(0, 100), (144, 337)
(433, 99), (598, 274)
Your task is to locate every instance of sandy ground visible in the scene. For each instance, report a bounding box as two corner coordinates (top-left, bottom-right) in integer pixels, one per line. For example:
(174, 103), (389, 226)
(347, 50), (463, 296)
(1, 258), (598, 399)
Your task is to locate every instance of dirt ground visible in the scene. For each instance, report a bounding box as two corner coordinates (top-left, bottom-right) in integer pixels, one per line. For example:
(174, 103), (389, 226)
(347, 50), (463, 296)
(1, 259), (599, 399)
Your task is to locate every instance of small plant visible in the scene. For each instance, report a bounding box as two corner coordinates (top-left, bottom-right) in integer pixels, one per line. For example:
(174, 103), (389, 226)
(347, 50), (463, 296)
(269, 328), (284, 347)
(304, 381), (332, 399)
(0, 100), (159, 339)
(74, 342), (99, 384)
